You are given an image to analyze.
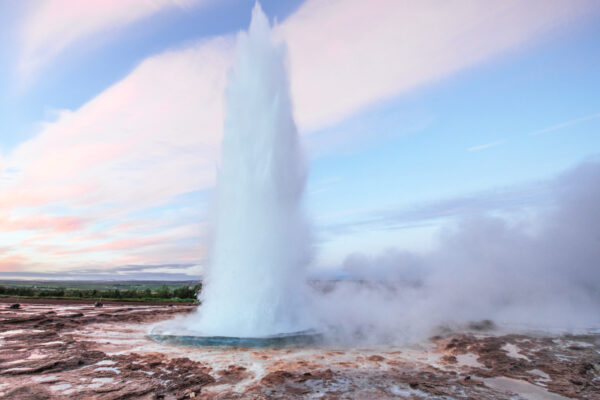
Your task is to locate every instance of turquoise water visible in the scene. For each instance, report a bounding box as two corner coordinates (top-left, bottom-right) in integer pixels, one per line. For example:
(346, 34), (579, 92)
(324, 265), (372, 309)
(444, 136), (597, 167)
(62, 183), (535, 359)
(149, 330), (322, 348)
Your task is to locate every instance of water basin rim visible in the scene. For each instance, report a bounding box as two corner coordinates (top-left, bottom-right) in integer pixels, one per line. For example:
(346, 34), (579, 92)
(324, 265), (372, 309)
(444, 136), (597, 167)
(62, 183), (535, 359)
(148, 329), (323, 348)
(150, 329), (320, 340)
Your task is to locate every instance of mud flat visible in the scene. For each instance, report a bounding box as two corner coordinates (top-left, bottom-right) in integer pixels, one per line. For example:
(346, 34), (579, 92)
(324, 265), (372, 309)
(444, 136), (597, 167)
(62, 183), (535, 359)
(1, 302), (599, 399)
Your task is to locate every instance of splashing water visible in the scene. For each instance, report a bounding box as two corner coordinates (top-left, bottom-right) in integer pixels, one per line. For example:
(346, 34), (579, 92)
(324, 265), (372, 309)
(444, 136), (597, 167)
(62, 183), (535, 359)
(185, 3), (312, 338)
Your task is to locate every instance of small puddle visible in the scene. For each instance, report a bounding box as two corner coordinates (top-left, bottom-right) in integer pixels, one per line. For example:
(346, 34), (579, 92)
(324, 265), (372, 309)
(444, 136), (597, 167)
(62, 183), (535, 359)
(528, 369), (551, 381)
(50, 383), (72, 392)
(455, 353), (483, 368)
(95, 359), (117, 366)
(88, 377), (116, 389)
(502, 343), (530, 361)
(484, 377), (571, 400)
(33, 375), (58, 383)
(95, 366), (121, 374)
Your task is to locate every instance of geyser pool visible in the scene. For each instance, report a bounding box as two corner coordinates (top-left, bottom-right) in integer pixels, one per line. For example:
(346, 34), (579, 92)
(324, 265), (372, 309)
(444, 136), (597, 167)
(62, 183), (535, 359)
(150, 330), (322, 348)
(152, 3), (312, 343)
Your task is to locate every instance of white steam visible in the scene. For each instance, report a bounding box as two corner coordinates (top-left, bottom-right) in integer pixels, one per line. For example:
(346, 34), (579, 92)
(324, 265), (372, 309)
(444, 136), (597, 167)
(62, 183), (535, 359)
(314, 161), (600, 343)
(186, 3), (312, 337)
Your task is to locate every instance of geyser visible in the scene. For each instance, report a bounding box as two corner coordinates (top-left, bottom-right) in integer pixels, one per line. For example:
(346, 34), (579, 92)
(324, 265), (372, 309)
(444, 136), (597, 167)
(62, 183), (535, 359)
(175, 3), (311, 339)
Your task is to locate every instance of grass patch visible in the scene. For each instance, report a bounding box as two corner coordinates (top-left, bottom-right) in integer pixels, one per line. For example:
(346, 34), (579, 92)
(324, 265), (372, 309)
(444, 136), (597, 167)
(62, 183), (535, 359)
(0, 280), (201, 302)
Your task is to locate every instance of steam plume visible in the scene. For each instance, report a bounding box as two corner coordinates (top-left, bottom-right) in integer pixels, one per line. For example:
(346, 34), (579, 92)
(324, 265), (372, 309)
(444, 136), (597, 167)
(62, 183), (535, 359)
(314, 161), (600, 343)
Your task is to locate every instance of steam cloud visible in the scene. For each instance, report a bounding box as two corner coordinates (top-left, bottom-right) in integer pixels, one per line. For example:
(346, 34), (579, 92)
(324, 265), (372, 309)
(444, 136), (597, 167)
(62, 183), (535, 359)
(313, 160), (600, 343)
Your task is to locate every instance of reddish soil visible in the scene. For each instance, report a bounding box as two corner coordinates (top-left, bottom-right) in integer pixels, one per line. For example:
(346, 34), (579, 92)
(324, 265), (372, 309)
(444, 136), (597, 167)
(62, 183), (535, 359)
(1, 302), (599, 399)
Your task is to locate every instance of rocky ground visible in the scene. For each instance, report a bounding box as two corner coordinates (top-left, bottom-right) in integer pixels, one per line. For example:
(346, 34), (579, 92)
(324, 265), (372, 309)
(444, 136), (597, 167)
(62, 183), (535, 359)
(0, 301), (599, 399)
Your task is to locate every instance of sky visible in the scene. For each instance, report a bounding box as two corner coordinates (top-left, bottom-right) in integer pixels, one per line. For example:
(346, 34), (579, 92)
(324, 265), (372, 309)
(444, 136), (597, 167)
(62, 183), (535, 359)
(0, 0), (599, 280)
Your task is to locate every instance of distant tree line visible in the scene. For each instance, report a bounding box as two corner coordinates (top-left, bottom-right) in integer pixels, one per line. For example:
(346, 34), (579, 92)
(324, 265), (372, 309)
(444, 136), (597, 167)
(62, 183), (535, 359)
(0, 284), (201, 301)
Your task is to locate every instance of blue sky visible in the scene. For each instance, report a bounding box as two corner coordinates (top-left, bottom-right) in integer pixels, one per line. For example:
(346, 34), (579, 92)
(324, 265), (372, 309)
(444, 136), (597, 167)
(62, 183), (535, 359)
(0, 0), (599, 279)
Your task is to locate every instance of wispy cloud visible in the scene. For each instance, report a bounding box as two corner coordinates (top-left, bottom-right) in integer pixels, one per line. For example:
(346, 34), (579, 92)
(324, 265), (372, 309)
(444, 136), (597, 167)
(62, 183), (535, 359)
(0, 262), (201, 281)
(0, 215), (86, 234)
(467, 140), (504, 152)
(530, 112), (600, 135)
(0, 254), (30, 272)
(308, 177), (342, 196)
(322, 174), (555, 236)
(279, 0), (600, 131)
(17, 0), (212, 83)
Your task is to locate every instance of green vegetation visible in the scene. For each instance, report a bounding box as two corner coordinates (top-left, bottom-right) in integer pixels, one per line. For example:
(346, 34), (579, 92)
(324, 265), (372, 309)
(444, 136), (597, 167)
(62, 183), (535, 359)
(0, 280), (201, 302)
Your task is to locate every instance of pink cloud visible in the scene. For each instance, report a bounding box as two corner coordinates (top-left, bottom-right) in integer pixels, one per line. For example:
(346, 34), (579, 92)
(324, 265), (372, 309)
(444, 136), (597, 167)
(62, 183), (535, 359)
(52, 225), (198, 255)
(110, 255), (158, 265)
(0, 182), (96, 210)
(0, 254), (29, 272)
(54, 237), (163, 255)
(279, 0), (600, 131)
(0, 215), (87, 233)
(18, 0), (214, 82)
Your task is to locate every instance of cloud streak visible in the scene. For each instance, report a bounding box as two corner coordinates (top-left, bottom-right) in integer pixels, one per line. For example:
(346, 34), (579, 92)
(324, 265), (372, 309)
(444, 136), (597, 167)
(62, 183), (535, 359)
(530, 111), (600, 135)
(17, 0), (212, 81)
(322, 177), (553, 236)
(467, 140), (504, 151)
(280, 0), (600, 131)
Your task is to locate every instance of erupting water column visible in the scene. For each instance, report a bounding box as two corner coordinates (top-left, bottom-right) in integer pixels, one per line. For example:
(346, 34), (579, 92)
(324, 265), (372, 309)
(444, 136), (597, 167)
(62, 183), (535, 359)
(191, 3), (311, 338)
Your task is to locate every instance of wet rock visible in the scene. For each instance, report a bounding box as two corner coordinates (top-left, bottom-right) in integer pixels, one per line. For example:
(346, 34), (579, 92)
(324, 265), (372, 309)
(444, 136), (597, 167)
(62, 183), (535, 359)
(468, 319), (496, 331)
(94, 301), (103, 307)
(261, 368), (335, 388)
(216, 365), (248, 384)
(8, 303), (20, 309)
(441, 355), (457, 364)
(261, 370), (294, 386)
(1, 384), (52, 400)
